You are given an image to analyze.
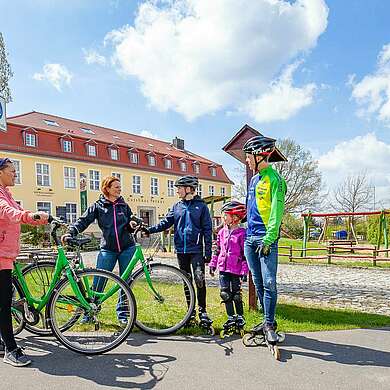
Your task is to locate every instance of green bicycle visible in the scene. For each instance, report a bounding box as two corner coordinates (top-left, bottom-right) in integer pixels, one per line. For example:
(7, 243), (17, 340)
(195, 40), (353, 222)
(15, 223), (196, 337)
(11, 216), (137, 355)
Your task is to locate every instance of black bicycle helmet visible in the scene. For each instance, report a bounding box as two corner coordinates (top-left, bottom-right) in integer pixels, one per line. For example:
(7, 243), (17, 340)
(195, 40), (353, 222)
(174, 175), (199, 188)
(242, 135), (276, 155)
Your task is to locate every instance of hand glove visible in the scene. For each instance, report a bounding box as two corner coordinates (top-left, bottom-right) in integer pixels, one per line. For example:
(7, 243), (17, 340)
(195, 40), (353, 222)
(61, 233), (72, 245)
(260, 245), (271, 257)
(209, 266), (216, 277)
(203, 255), (211, 264)
(141, 226), (150, 237)
(240, 274), (247, 283)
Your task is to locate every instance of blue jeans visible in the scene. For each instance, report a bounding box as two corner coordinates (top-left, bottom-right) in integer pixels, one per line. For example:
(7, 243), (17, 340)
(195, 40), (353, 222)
(93, 246), (136, 321)
(244, 236), (278, 325)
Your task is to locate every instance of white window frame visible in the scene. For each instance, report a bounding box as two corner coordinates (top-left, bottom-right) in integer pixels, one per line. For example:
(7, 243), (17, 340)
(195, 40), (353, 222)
(208, 185), (215, 196)
(25, 133), (36, 147)
(36, 201), (51, 215)
(63, 139), (72, 153)
(148, 155), (156, 167)
(36, 163), (51, 187)
(197, 184), (203, 198)
(12, 159), (22, 185)
(65, 203), (77, 224)
(167, 179), (175, 197)
(151, 177), (159, 196)
(110, 148), (119, 160)
(133, 175), (141, 194)
(210, 167), (217, 177)
(179, 161), (187, 172)
(89, 170), (100, 191)
(87, 144), (97, 157)
(64, 166), (76, 189)
(165, 159), (172, 169)
(130, 152), (139, 164)
(193, 163), (200, 174)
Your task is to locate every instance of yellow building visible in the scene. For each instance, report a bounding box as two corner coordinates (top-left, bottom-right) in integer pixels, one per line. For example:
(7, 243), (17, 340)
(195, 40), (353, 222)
(0, 111), (232, 231)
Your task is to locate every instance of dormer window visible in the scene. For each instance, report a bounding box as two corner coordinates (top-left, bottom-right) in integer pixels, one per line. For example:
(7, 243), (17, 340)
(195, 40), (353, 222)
(210, 166), (217, 177)
(23, 128), (38, 147)
(85, 140), (97, 157)
(44, 119), (59, 127)
(129, 149), (139, 164)
(164, 156), (172, 169)
(108, 144), (119, 160)
(148, 154), (156, 166)
(193, 162), (200, 174)
(63, 139), (72, 153)
(179, 160), (187, 172)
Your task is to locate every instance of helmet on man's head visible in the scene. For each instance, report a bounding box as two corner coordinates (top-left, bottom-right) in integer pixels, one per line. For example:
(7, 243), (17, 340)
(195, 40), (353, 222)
(221, 201), (246, 220)
(242, 135), (276, 156)
(174, 175), (199, 189)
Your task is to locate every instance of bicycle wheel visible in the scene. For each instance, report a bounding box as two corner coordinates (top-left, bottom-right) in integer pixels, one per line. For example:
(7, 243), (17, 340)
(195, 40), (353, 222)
(21, 261), (56, 336)
(11, 278), (25, 336)
(48, 269), (136, 355)
(129, 263), (195, 335)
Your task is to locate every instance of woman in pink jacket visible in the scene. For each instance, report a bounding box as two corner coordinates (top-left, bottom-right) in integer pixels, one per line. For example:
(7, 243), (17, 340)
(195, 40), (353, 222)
(0, 157), (48, 367)
(209, 201), (248, 334)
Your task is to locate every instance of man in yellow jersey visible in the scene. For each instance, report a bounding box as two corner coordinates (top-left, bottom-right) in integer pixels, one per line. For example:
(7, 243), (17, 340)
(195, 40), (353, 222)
(243, 135), (287, 344)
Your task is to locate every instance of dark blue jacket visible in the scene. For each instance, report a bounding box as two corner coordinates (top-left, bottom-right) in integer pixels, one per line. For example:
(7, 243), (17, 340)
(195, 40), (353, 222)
(68, 195), (141, 252)
(149, 196), (212, 258)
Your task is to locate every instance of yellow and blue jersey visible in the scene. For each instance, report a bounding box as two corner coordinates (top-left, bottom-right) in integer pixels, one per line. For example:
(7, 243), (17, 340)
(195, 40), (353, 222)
(246, 165), (287, 246)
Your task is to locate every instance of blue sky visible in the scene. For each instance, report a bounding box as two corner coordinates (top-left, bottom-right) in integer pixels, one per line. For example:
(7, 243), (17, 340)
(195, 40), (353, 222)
(2, 0), (390, 205)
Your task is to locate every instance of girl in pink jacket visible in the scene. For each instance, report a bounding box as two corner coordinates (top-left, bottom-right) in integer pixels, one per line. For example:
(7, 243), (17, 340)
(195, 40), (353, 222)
(209, 201), (248, 334)
(0, 157), (48, 367)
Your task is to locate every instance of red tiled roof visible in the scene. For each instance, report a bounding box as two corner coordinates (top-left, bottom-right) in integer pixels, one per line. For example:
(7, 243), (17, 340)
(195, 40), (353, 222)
(7, 111), (233, 184)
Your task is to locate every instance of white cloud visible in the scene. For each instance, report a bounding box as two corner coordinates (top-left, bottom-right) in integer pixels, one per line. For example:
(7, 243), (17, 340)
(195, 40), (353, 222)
(350, 44), (390, 125)
(83, 48), (107, 66)
(240, 62), (316, 122)
(105, 0), (328, 121)
(318, 133), (390, 206)
(33, 63), (73, 92)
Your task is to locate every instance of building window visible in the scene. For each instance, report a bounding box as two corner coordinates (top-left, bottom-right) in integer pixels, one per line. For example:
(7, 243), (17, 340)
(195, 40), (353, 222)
(221, 187), (226, 196)
(179, 161), (187, 172)
(63, 139), (72, 153)
(110, 148), (119, 160)
(133, 176), (141, 194)
(208, 185), (215, 196)
(89, 170), (100, 191)
(64, 167), (76, 189)
(151, 177), (159, 195)
(210, 167), (217, 177)
(87, 144), (97, 157)
(167, 180), (175, 196)
(130, 152), (138, 164)
(36, 163), (50, 187)
(193, 163), (200, 174)
(25, 133), (36, 147)
(80, 127), (95, 135)
(165, 159), (172, 169)
(112, 172), (121, 182)
(12, 160), (21, 184)
(37, 202), (51, 215)
(65, 203), (77, 224)
(197, 184), (203, 198)
(44, 119), (59, 127)
(148, 155), (156, 166)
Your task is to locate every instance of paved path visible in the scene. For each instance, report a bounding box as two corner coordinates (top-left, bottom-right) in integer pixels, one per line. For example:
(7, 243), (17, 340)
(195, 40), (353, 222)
(82, 252), (390, 315)
(1, 328), (390, 390)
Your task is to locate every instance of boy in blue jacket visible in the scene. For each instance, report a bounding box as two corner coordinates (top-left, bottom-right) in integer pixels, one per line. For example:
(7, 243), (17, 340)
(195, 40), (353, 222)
(146, 175), (213, 325)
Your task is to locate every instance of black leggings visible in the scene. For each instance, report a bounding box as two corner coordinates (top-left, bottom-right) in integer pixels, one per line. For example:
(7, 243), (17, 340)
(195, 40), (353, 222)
(0, 269), (17, 351)
(177, 253), (206, 312)
(219, 272), (243, 317)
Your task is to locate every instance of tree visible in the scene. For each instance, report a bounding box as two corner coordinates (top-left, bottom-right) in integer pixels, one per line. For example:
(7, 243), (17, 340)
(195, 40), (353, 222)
(0, 32), (13, 102)
(332, 172), (373, 213)
(274, 138), (323, 213)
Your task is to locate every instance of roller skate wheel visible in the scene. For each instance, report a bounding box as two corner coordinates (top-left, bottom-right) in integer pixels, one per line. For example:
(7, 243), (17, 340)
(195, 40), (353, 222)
(272, 345), (281, 361)
(242, 333), (264, 347)
(277, 332), (285, 343)
(207, 326), (215, 336)
(220, 330), (226, 339)
(239, 329), (245, 338)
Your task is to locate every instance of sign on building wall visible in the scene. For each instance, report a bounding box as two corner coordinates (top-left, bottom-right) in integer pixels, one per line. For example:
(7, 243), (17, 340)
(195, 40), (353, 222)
(80, 173), (88, 214)
(0, 96), (6, 132)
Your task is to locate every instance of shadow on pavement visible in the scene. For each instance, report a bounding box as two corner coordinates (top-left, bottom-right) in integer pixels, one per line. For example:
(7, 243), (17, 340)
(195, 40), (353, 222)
(20, 335), (176, 389)
(281, 332), (390, 366)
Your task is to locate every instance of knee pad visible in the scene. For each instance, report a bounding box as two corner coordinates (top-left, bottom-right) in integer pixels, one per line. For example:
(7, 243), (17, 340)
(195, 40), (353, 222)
(194, 266), (205, 288)
(220, 288), (232, 303)
(264, 277), (277, 292)
(232, 291), (243, 304)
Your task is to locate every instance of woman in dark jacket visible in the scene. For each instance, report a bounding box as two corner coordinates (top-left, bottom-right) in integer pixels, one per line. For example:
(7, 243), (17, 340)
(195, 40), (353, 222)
(62, 175), (142, 325)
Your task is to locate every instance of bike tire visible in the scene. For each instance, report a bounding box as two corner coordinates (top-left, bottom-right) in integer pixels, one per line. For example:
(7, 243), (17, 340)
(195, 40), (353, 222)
(47, 269), (136, 355)
(11, 277), (25, 335)
(129, 263), (195, 335)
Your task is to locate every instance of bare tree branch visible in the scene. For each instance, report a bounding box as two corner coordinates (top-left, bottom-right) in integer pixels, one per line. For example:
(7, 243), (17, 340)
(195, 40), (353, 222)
(0, 32), (13, 103)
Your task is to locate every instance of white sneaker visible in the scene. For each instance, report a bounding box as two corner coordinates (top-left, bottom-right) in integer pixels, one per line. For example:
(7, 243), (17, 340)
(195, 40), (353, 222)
(3, 347), (32, 367)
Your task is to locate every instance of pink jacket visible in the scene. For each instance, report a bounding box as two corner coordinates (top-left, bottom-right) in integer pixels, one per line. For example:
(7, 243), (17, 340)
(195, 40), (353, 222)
(0, 186), (45, 260)
(209, 226), (248, 276)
